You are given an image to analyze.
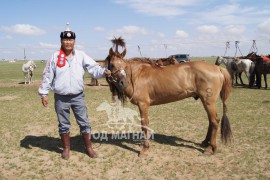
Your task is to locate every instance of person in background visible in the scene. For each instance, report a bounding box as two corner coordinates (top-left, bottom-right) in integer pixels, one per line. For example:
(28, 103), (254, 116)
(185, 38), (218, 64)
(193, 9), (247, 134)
(38, 23), (111, 160)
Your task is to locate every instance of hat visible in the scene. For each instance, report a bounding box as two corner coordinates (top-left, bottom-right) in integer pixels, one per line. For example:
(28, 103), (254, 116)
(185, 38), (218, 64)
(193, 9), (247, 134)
(60, 22), (76, 39)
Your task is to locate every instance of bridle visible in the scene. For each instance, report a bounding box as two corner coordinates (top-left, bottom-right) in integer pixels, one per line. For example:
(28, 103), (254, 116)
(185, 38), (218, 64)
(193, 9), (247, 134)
(106, 62), (135, 101)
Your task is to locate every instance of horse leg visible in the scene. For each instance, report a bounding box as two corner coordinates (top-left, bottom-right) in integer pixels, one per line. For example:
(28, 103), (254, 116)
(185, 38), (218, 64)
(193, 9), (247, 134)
(256, 72), (262, 89)
(244, 72), (249, 86)
(30, 73), (33, 84)
(229, 71), (234, 86)
(201, 124), (212, 147)
(24, 73), (27, 84)
(138, 102), (150, 157)
(202, 103), (219, 154)
(263, 73), (267, 89)
(28, 71), (31, 84)
(239, 72), (244, 85)
(31, 71), (34, 83)
(235, 73), (238, 85)
(90, 78), (95, 85)
(96, 79), (100, 86)
(249, 71), (255, 88)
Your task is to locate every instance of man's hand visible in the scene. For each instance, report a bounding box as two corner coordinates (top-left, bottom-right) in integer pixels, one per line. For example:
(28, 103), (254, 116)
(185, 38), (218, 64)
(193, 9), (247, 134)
(41, 97), (49, 107)
(104, 69), (111, 77)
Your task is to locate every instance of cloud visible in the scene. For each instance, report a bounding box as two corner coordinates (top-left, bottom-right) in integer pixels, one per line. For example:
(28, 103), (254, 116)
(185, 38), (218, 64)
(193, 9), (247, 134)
(224, 25), (245, 35)
(175, 30), (189, 38)
(257, 18), (270, 35)
(194, 24), (246, 44)
(39, 42), (58, 49)
(114, 0), (198, 17)
(108, 25), (149, 39)
(157, 32), (165, 38)
(197, 25), (219, 34)
(0, 35), (13, 40)
(94, 26), (105, 32)
(1, 24), (46, 36)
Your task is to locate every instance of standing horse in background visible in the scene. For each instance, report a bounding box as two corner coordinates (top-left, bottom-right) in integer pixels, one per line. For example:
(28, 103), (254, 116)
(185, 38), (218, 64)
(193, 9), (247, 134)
(155, 57), (179, 66)
(215, 56), (255, 87)
(246, 52), (270, 89)
(22, 60), (36, 84)
(90, 61), (107, 86)
(106, 37), (232, 156)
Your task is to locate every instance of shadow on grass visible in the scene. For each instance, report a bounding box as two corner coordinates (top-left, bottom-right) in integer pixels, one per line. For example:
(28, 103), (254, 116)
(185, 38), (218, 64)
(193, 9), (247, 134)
(20, 133), (204, 155)
(20, 135), (87, 154)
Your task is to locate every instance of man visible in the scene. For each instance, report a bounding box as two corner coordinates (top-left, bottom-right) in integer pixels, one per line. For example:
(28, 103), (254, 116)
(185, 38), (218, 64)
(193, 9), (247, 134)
(38, 23), (111, 160)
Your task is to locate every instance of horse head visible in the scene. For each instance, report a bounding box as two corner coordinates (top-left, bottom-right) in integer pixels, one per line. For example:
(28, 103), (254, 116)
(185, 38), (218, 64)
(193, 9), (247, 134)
(169, 56), (179, 64)
(215, 56), (223, 65)
(29, 64), (35, 72)
(108, 47), (129, 90)
(106, 37), (130, 104)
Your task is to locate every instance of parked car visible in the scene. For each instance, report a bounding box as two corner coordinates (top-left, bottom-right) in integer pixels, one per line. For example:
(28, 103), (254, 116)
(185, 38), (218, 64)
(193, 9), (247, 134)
(169, 54), (191, 63)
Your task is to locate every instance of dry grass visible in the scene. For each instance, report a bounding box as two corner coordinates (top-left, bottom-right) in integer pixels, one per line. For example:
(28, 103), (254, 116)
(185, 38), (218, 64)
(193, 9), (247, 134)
(0, 59), (270, 179)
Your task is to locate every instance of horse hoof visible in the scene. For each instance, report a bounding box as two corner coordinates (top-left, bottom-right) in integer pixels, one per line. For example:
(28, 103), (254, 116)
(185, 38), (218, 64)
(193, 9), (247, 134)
(138, 152), (148, 157)
(202, 151), (212, 156)
(138, 149), (149, 157)
(204, 146), (215, 155)
(201, 140), (209, 147)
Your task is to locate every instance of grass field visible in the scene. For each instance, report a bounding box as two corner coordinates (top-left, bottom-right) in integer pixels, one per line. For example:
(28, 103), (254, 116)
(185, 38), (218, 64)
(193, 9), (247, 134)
(0, 58), (269, 179)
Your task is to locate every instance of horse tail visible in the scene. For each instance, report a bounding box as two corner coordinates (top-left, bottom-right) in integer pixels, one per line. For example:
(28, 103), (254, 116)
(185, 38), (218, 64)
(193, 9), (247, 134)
(219, 67), (233, 145)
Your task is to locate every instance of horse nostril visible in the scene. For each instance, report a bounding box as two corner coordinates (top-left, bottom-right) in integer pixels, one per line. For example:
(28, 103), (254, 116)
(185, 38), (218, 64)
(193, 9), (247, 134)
(120, 80), (124, 86)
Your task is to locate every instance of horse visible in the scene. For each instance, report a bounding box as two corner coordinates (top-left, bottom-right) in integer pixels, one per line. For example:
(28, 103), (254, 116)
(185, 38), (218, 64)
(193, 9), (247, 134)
(215, 56), (255, 87)
(105, 38), (232, 156)
(155, 57), (179, 66)
(245, 52), (270, 89)
(22, 60), (36, 84)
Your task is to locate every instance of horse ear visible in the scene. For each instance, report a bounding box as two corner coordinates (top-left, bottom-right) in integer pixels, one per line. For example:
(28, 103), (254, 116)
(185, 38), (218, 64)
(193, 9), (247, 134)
(121, 48), (127, 58)
(109, 48), (114, 56)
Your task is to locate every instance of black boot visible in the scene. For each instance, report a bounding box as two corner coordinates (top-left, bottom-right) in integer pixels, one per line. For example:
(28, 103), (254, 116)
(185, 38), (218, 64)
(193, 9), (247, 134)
(60, 133), (70, 160)
(82, 133), (97, 158)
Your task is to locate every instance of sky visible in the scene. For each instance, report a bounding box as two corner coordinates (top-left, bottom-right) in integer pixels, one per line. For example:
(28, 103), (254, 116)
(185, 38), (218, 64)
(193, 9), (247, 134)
(1, 0), (270, 60)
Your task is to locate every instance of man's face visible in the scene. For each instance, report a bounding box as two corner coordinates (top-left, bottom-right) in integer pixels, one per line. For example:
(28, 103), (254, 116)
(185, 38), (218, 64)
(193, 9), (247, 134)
(61, 39), (75, 51)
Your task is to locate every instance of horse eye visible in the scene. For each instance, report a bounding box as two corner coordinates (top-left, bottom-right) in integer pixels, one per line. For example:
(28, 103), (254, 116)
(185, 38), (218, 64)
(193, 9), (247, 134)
(110, 64), (115, 69)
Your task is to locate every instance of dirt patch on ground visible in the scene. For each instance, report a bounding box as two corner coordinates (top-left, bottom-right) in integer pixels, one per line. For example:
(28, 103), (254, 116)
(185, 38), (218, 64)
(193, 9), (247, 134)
(0, 95), (18, 101)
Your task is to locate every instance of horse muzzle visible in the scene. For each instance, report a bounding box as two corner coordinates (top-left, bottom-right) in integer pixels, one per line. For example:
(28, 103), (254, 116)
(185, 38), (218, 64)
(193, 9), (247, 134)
(118, 78), (129, 89)
(107, 75), (129, 91)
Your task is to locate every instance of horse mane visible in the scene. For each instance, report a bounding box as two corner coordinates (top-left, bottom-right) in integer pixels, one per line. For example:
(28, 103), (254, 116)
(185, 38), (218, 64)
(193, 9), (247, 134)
(111, 37), (126, 55)
(129, 57), (160, 67)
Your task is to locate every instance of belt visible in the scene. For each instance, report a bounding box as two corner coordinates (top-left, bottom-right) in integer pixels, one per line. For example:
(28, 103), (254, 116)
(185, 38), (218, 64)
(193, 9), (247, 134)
(55, 92), (83, 96)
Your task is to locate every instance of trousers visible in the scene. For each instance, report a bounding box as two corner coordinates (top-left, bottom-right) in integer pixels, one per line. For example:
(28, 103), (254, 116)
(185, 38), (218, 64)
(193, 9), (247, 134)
(54, 92), (91, 134)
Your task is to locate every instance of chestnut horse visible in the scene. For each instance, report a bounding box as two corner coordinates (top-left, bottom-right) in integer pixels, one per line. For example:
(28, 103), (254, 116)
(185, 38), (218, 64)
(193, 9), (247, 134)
(106, 41), (232, 156)
(155, 57), (179, 66)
